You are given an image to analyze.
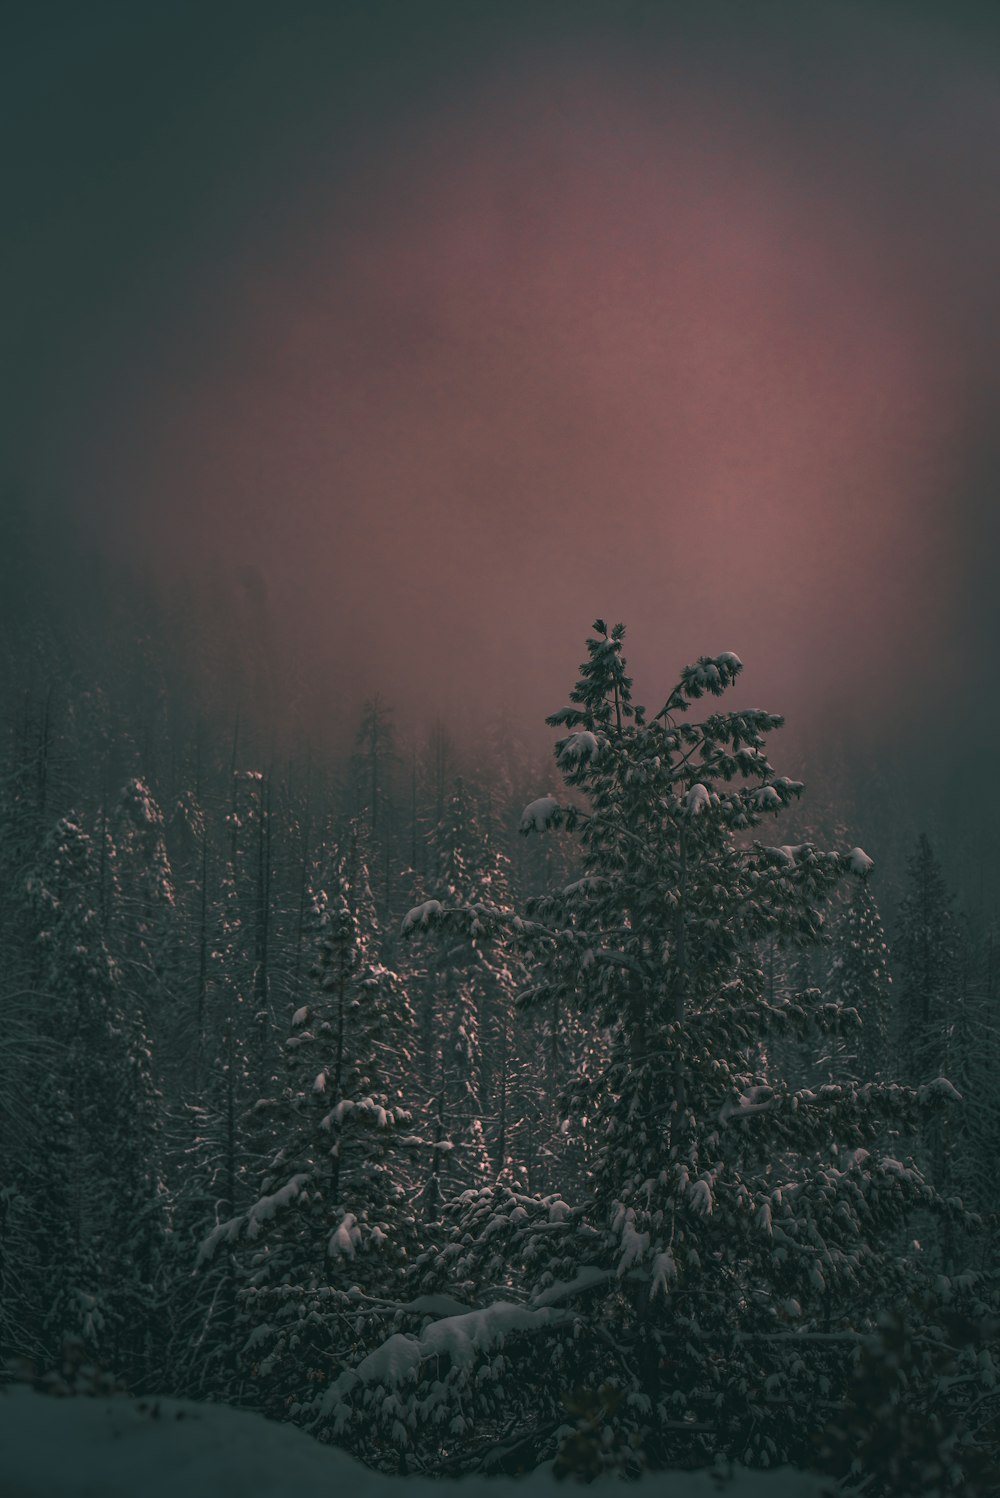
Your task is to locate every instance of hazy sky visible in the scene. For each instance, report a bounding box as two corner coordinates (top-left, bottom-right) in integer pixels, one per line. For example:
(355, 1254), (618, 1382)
(5, 0), (1000, 746)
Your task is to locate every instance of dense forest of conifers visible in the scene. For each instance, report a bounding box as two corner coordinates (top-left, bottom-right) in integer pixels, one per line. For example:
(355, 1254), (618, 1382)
(1, 548), (998, 1494)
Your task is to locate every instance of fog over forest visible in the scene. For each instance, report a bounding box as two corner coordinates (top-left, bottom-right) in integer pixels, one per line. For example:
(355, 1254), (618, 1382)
(7, 2), (1000, 891)
(3, 3), (1000, 1494)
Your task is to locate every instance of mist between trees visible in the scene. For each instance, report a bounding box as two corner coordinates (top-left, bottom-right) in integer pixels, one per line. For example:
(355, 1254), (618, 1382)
(1, 561), (999, 1493)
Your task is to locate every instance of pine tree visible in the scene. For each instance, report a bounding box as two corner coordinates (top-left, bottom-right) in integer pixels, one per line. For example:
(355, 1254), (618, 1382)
(895, 835), (963, 1212)
(896, 834), (959, 1089)
(203, 829), (419, 1416)
(404, 780), (508, 1210)
(323, 623), (965, 1476)
(823, 881), (892, 1081)
(164, 982), (257, 1402)
(24, 812), (163, 1383)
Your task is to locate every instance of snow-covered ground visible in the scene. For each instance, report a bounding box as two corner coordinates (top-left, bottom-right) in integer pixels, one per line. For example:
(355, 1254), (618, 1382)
(0, 1385), (833, 1497)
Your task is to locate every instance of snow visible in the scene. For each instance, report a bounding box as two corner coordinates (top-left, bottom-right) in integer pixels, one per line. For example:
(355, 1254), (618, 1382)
(291, 1004), (309, 1027)
(246, 1173), (308, 1238)
(530, 1264), (610, 1307)
(393, 1293), (477, 1317)
(0, 1385), (833, 1498)
(689, 1178), (714, 1216)
(401, 899), (443, 934)
(720, 1086), (775, 1123)
(685, 783), (715, 817)
(329, 1211), (361, 1258)
(557, 730), (601, 764)
(918, 1075), (962, 1103)
(324, 1096), (395, 1130)
(681, 654), (744, 696)
(763, 843), (809, 866)
(199, 1172), (309, 1260)
(519, 795), (561, 833)
(615, 1206), (650, 1271)
(323, 1303), (574, 1413)
(561, 875), (607, 897)
(844, 846), (874, 876)
(650, 1250), (678, 1299)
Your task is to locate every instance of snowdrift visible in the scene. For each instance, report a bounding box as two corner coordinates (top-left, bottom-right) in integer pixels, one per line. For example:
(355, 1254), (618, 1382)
(0, 1385), (833, 1497)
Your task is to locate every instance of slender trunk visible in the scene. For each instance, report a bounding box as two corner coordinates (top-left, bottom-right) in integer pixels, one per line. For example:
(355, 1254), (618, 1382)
(495, 1006), (509, 1177)
(330, 940), (348, 1206)
(254, 773), (271, 1028)
(673, 829), (689, 1023)
(197, 828), (209, 1040)
(291, 808), (311, 999)
(410, 747), (418, 872)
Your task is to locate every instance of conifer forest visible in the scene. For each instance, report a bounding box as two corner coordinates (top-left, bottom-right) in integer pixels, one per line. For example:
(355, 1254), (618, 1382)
(2, 553), (999, 1494)
(5, 3), (1000, 1495)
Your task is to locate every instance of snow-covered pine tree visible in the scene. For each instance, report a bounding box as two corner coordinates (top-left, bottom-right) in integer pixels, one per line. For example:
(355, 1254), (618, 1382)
(112, 777), (176, 990)
(24, 812), (163, 1385)
(0, 721), (56, 1372)
(925, 918), (1000, 1262)
(320, 622), (966, 1477)
(894, 834), (964, 1212)
(895, 834), (959, 1090)
(952, 924), (1000, 1225)
(351, 696), (400, 917)
(202, 828), (419, 1417)
(404, 780), (508, 1211)
(822, 881), (892, 1081)
(164, 977), (257, 1402)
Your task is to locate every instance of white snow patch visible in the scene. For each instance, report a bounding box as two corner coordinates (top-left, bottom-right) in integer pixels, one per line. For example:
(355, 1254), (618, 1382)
(764, 844), (809, 867)
(689, 1179), (714, 1216)
(246, 1174), (309, 1239)
(650, 1250), (678, 1299)
(0, 1385), (832, 1497)
(558, 731), (601, 764)
(685, 783), (715, 817)
(402, 899), (443, 934)
(918, 1075), (962, 1103)
(325, 1303), (573, 1411)
(561, 876), (607, 898)
(530, 1265), (610, 1307)
(329, 1212), (361, 1259)
(520, 796), (562, 834)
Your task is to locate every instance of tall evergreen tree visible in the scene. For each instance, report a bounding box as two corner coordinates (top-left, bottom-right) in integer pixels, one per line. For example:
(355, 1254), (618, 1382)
(322, 623), (965, 1476)
(895, 834), (959, 1089)
(404, 780), (513, 1209)
(200, 829), (419, 1415)
(823, 881), (892, 1081)
(24, 812), (164, 1382)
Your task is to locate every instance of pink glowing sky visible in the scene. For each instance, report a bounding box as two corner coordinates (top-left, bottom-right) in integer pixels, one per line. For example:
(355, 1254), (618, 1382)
(17, 6), (1000, 740)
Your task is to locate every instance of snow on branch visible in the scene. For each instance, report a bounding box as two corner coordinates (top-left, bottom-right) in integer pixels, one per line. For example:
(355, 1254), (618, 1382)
(519, 796), (563, 834)
(401, 899), (443, 935)
(557, 730), (602, 765)
(762, 843), (813, 868)
(196, 1172), (309, 1263)
(656, 654), (746, 716)
(844, 846), (874, 877)
(318, 1302), (573, 1420)
(684, 783), (717, 817)
(529, 1265), (611, 1308)
(918, 1075), (963, 1104)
